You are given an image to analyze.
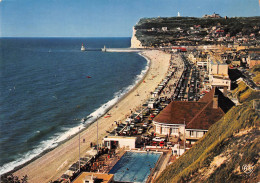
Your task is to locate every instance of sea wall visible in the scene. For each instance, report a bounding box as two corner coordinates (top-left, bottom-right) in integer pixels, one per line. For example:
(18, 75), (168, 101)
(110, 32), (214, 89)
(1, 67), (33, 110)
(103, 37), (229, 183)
(131, 27), (144, 48)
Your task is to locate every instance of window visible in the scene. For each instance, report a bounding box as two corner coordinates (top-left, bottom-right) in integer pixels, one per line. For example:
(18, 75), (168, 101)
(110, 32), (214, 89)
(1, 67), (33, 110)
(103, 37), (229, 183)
(162, 127), (169, 134)
(171, 128), (178, 133)
(156, 125), (161, 133)
(190, 131), (194, 137)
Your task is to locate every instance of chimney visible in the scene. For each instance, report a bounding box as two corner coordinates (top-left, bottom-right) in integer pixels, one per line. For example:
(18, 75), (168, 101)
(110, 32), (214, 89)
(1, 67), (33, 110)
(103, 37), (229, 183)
(213, 95), (218, 109)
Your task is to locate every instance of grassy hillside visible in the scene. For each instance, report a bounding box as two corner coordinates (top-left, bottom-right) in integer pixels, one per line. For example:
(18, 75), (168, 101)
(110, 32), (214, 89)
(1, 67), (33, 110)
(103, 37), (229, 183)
(134, 16), (260, 46)
(250, 65), (260, 85)
(135, 17), (260, 33)
(156, 83), (259, 183)
(232, 80), (260, 103)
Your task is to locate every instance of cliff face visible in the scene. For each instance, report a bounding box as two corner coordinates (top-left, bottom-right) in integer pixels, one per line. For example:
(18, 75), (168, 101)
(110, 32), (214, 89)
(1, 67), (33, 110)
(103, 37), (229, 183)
(130, 27), (143, 48)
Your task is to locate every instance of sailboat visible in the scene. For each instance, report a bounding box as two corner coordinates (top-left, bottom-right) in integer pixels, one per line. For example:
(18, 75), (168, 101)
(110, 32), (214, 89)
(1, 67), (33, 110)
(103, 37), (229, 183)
(81, 43), (86, 51)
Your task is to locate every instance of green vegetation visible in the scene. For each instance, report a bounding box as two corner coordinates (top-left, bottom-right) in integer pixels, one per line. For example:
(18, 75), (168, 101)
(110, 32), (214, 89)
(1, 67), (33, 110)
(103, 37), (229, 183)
(250, 64), (260, 85)
(134, 16), (260, 47)
(232, 81), (260, 103)
(156, 83), (259, 183)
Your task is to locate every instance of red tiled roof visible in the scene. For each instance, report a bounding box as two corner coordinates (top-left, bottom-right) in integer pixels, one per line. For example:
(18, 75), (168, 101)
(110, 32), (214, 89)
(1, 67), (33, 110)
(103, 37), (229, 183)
(153, 101), (206, 125)
(153, 87), (231, 130)
(186, 101), (224, 129)
(172, 47), (187, 51)
(198, 88), (215, 103)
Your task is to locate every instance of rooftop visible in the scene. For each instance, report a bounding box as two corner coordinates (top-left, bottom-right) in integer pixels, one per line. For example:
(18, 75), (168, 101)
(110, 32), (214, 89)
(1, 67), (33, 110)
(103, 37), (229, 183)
(104, 136), (137, 140)
(72, 172), (114, 183)
(153, 88), (234, 130)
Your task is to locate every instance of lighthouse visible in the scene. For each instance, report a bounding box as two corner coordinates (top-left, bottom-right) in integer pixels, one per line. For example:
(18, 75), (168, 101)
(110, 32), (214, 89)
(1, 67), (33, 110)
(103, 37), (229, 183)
(81, 43), (86, 51)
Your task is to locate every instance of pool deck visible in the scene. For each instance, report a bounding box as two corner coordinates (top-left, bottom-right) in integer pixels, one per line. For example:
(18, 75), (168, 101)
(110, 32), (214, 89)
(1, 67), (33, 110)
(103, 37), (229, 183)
(149, 150), (172, 182)
(101, 148), (126, 173)
(100, 148), (171, 183)
(109, 150), (165, 183)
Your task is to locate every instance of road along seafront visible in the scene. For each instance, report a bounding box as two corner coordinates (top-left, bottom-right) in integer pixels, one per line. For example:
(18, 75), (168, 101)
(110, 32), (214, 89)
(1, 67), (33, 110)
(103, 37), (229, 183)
(14, 50), (171, 183)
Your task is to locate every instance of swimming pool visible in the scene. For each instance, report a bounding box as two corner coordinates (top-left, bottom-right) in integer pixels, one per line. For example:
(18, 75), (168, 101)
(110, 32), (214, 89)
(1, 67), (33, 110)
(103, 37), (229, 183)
(109, 151), (161, 183)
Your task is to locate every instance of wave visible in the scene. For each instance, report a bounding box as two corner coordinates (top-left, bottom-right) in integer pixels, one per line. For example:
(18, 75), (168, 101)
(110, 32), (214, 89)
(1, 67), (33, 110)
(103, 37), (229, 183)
(0, 123), (85, 175)
(0, 53), (150, 175)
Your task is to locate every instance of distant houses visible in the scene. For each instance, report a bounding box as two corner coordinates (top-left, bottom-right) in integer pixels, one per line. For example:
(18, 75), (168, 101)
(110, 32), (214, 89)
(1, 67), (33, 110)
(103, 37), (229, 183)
(171, 47), (187, 52)
(248, 53), (260, 68)
(203, 13), (221, 18)
(132, 16), (259, 48)
(162, 27), (168, 32)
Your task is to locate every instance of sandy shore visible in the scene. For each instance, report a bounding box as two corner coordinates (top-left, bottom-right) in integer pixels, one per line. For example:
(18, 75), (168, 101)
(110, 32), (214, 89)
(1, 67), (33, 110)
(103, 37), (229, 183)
(14, 50), (171, 182)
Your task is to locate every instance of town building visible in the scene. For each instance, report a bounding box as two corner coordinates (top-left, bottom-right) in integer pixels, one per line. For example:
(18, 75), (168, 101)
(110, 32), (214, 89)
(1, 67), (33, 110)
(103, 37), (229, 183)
(103, 136), (137, 150)
(162, 27), (168, 31)
(203, 13), (221, 18)
(248, 53), (260, 68)
(208, 57), (231, 92)
(72, 172), (114, 183)
(172, 47), (187, 52)
(188, 50), (208, 68)
(152, 88), (234, 144)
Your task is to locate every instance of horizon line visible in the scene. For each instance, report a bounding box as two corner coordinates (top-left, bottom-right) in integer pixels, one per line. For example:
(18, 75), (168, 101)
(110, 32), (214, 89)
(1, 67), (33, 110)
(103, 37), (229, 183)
(0, 36), (131, 38)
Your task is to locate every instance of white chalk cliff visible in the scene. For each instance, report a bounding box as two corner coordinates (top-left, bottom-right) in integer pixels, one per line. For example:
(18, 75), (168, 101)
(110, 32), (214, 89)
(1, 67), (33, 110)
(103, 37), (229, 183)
(131, 27), (143, 48)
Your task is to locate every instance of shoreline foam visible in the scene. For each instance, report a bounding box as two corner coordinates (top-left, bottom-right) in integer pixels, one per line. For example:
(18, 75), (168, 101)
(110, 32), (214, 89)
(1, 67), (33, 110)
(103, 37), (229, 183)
(0, 52), (150, 176)
(13, 50), (171, 182)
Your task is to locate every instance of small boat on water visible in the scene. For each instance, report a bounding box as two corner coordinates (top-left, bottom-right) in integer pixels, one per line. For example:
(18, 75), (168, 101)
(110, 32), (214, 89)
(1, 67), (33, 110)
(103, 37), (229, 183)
(81, 43), (86, 51)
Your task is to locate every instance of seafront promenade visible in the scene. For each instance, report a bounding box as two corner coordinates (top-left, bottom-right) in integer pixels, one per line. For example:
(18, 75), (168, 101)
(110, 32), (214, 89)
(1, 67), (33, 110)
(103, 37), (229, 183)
(14, 50), (172, 182)
(82, 47), (146, 52)
(101, 48), (146, 52)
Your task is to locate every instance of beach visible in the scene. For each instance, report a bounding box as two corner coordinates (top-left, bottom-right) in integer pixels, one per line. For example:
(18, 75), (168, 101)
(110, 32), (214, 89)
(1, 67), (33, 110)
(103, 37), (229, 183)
(14, 50), (171, 182)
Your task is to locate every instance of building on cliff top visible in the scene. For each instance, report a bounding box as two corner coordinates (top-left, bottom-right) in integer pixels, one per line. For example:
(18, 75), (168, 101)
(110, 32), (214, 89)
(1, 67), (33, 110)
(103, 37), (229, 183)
(153, 87), (234, 144)
(203, 13), (221, 18)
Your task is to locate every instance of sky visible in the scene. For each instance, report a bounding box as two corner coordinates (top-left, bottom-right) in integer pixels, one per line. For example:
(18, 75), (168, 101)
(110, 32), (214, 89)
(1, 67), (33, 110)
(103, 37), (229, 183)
(0, 0), (260, 37)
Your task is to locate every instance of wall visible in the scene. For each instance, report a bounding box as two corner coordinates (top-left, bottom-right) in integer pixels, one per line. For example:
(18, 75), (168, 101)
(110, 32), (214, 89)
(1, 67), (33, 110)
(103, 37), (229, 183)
(211, 76), (231, 90)
(103, 137), (136, 149)
(249, 60), (260, 68)
(210, 63), (228, 76)
(218, 64), (228, 75)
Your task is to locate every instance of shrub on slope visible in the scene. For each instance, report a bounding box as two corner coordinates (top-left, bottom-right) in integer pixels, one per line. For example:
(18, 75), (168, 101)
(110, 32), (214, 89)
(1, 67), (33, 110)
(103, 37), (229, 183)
(156, 89), (259, 183)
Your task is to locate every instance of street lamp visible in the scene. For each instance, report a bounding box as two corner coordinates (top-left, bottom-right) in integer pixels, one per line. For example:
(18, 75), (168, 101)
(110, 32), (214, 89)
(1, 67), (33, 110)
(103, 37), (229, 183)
(97, 118), (98, 151)
(79, 127), (80, 172)
(184, 119), (186, 153)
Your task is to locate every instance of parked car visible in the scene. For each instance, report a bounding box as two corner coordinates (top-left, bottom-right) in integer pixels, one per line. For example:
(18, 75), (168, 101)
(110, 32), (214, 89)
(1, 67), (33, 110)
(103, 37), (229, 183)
(130, 123), (135, 128)
(152, 137), (165, 142)
(167, 142), (172, 147)
(143, 123), (148, 127)
(160, 97), (166, 102)
(137, 128), (143, 134)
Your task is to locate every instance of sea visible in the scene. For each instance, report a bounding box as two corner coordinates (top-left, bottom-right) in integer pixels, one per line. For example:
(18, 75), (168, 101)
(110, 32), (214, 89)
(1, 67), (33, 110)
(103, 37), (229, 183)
(0, 37), (148, 174)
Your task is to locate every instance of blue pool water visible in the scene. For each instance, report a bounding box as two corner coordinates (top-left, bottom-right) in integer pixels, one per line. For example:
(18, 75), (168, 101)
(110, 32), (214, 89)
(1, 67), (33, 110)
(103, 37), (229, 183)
(109, 151), (161, 183)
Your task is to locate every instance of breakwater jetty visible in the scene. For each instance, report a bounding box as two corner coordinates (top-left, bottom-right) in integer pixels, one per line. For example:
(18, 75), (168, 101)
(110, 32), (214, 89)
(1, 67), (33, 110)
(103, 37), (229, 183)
(82, 47), (146, 52)
(101, 46), (146, 52)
